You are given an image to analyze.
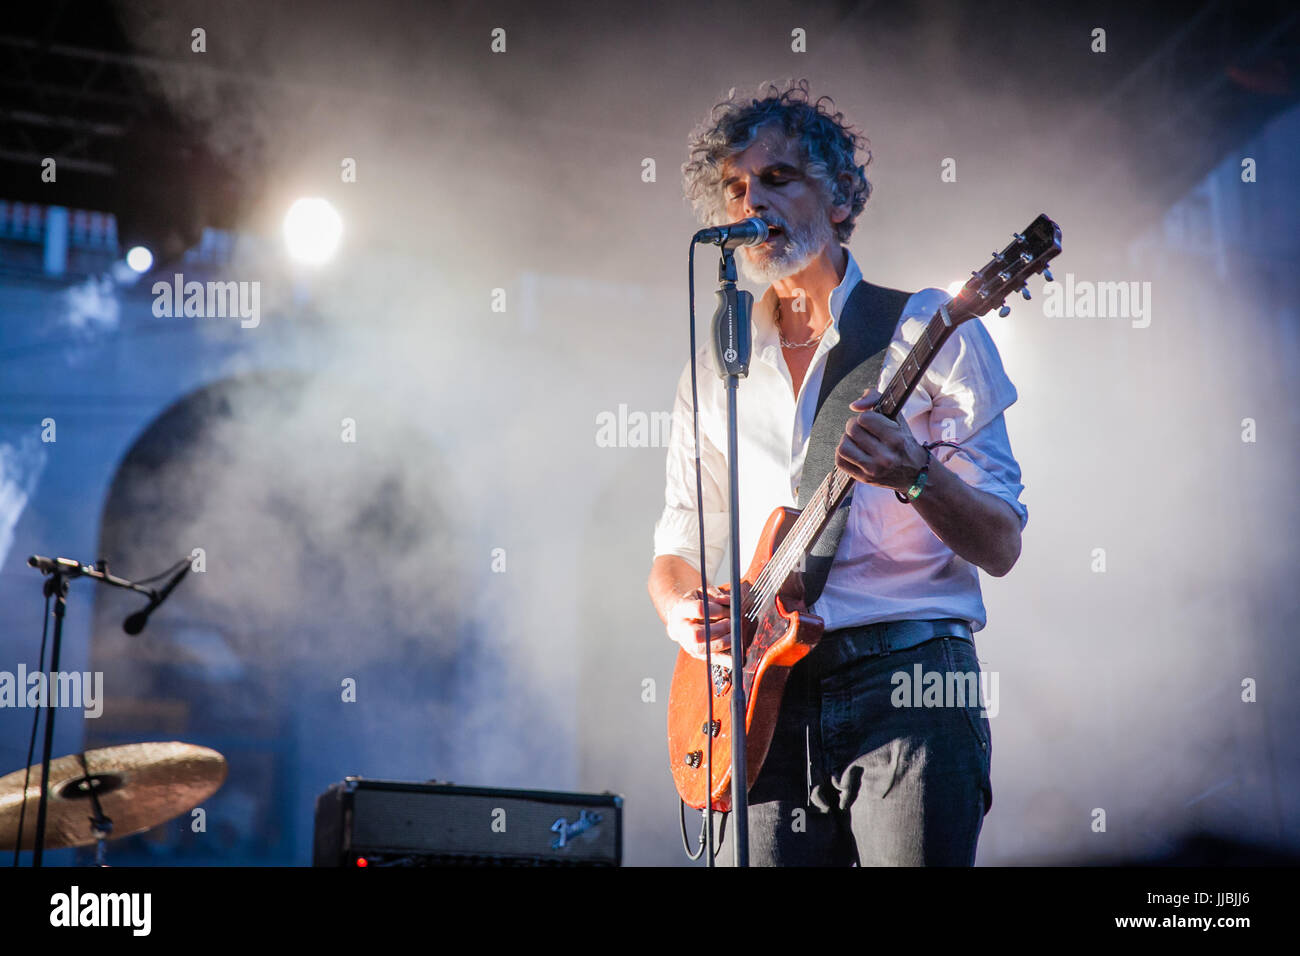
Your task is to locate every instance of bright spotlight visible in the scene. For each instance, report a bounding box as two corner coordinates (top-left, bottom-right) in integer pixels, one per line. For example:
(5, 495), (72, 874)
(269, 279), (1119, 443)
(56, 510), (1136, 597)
(126, 246), (154, 273)
(945, 280), (966, 298)
(283, 198), (343, 265)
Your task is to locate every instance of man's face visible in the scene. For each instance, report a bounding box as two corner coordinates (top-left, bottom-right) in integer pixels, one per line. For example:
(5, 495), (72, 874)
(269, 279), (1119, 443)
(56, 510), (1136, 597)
(718, 124), (838, 284)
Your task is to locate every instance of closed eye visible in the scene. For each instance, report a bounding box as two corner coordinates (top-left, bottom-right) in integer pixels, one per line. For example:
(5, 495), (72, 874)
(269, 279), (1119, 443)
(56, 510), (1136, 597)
(725, 166), (800, 202)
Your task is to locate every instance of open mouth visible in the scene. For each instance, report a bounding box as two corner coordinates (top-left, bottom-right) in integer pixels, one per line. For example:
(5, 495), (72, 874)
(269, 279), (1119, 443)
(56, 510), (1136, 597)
(761, 224), (784, 244)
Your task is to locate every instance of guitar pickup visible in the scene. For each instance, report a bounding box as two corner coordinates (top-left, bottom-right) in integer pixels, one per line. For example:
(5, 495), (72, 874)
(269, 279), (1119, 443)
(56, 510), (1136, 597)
(711, 663), (731, 696)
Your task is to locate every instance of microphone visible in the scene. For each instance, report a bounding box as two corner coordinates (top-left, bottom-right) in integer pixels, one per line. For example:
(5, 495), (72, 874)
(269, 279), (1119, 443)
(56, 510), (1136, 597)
(123, 563), (191, 635)
(694, 217), (770, 249)
(27, 555), (83, 574)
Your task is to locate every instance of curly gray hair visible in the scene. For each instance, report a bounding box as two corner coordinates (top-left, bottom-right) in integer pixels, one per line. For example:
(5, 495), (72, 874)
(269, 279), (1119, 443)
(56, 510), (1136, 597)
(682, 79), (872, 243)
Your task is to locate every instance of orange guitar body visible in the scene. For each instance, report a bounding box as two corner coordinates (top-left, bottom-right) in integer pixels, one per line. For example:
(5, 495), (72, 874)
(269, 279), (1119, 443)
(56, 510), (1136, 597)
(667, 505), (825, 811)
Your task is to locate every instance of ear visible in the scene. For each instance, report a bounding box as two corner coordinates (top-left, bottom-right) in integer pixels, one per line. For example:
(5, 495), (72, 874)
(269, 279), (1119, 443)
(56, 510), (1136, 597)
(828, 172), (853, 225)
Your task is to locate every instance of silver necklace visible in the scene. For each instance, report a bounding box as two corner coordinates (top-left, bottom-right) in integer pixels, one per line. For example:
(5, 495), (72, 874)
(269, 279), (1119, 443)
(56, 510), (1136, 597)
(775, 297), (827, 349)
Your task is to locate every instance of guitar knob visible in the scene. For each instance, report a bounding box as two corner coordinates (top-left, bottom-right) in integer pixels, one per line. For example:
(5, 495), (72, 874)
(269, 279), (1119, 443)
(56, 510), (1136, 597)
(1020, 287), (1031, 300)
(684, 751), (702, 768)
(1043, 267), (1054, 282)
(998, 304), (1011, 317)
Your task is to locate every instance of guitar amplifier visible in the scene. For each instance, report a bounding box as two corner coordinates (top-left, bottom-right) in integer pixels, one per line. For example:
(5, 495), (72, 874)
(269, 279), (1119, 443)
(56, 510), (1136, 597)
(312, 777), (623, 866)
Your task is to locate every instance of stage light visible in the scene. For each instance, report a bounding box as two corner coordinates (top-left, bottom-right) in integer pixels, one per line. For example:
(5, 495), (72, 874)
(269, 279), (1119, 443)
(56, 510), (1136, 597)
(946, 280), (966, 298)
(126, 246), (154, 273)
(283, 198), (343, 265)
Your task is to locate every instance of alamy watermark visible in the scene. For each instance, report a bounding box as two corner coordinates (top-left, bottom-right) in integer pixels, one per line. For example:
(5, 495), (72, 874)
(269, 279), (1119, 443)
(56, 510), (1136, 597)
(50, 886), (150, 935)
(0, 666), (103, 718)
(152, 273), (260, 328)
(595, 404), (671, 448)
(1041, 272), (1151, 329)
(890, 663), (998, 718)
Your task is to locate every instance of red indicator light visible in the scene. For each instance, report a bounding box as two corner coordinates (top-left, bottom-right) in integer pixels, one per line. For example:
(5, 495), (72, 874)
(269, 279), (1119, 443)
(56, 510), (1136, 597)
(355, 857), (368, 867)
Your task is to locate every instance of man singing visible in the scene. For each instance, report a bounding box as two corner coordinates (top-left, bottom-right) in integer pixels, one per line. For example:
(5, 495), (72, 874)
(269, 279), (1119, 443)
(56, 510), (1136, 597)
(646, 79), (1027, 865)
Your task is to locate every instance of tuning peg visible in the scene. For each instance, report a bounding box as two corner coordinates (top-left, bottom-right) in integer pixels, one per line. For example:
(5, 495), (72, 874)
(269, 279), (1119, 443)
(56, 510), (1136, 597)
(1043, 267), (1054, 282)
(998, 304), (1011, 317)
(1020, 287), (1031, 300)
(1013, 232), (1025, 243)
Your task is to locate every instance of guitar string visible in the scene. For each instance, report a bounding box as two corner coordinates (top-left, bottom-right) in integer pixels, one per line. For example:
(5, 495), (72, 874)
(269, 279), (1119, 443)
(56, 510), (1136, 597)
(748, 408), (888, 614)
(743, 308), (951, 622)
(746, 466), (846, 619)
(741, 245), (1054, 620)
(747, 362), (911, 617)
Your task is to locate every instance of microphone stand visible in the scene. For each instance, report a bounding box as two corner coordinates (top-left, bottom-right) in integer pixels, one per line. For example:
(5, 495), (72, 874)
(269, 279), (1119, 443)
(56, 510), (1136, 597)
(23, 556), (158, 867)
(709, 247), (753, 867)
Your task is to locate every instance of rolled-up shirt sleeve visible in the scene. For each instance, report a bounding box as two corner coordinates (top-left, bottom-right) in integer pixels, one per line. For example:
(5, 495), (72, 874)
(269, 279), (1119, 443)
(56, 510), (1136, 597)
(919, 308), (1028, 530)
(653, 359), (730, 576)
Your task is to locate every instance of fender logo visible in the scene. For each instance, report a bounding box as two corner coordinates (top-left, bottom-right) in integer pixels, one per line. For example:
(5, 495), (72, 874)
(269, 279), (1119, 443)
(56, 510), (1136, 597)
(550, 809), (602, 849)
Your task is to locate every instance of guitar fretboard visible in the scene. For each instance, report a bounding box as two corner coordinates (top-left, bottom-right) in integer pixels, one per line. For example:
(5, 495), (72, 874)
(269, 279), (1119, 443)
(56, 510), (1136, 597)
(742, 301), (960, 621)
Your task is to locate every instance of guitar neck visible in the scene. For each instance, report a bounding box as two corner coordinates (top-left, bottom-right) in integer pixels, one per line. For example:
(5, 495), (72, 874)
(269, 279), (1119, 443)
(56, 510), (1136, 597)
(744, 301), (961, 619)
(741, 211), (1063, 620)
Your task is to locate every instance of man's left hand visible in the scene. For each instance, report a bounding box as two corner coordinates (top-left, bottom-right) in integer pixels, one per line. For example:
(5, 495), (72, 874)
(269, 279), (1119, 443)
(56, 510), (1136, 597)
(835, 389), (927, 492)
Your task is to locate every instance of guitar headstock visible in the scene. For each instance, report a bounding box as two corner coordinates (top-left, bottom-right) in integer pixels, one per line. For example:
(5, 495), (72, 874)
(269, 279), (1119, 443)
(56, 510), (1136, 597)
(949, 214), (1062, 320)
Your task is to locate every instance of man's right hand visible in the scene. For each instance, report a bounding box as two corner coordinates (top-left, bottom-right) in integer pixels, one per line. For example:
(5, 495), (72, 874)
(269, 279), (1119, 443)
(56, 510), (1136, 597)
(665, 584), (738, 670)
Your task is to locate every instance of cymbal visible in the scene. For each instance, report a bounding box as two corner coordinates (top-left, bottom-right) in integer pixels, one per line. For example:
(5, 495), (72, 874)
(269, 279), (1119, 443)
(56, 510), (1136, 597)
(0, 741), (227, 851)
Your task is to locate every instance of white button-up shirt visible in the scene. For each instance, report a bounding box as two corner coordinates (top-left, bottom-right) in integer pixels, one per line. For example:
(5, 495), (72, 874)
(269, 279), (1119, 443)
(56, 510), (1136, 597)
(652, 247), (1027, 633)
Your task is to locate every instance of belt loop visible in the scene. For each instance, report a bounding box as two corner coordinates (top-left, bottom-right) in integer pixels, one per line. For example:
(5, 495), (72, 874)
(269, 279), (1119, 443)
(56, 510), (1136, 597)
(870, 623), (888, 657)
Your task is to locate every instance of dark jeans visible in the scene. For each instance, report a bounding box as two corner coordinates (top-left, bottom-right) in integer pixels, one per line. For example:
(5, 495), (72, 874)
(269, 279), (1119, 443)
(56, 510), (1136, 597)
(717, 634), (992, 866)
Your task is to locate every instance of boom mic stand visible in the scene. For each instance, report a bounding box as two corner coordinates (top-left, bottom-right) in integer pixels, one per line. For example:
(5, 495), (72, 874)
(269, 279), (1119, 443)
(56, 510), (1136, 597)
(22, 555), (170, 866)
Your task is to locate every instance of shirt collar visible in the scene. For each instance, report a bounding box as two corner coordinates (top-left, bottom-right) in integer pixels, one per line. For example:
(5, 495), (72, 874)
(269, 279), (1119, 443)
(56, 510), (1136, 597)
(754, 246), (863, 365)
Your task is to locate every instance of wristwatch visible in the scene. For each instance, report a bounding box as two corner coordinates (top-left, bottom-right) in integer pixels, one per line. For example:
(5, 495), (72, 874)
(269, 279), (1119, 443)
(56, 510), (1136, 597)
(895, 445), (931, 504)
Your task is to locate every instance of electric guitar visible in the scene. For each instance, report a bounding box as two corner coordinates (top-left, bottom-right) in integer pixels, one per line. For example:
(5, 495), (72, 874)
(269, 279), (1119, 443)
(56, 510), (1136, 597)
(667, 214), (1062, 810)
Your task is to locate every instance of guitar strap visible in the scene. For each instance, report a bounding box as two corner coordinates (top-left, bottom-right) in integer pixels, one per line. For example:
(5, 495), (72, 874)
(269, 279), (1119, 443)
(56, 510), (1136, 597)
(796, 280), (913, 607)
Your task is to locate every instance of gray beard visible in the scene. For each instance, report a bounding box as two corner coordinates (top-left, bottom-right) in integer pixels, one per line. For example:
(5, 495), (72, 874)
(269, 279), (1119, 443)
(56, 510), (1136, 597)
(737, 215), (836, 285)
